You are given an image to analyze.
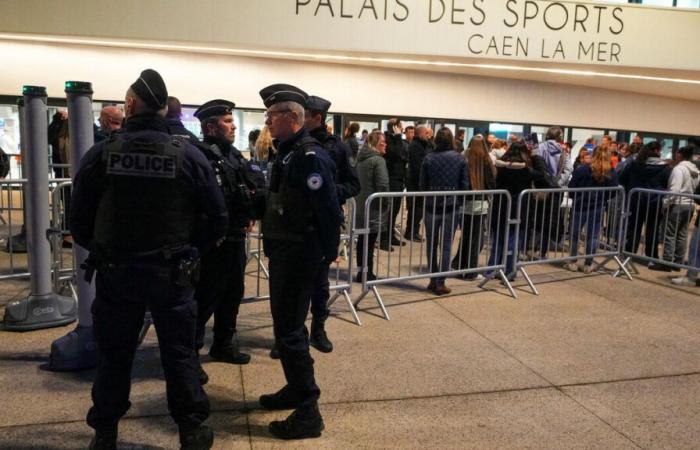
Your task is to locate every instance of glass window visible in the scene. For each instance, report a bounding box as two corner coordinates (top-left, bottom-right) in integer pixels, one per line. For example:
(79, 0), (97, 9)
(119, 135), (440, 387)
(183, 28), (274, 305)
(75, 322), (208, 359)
(571, 128), (605, 148)
(181, 107), (202, 141)
(641, 0), (674, 6)
(676, 0), (700, 7)
(0, 106), (20, 155)
(233, 110), (265, 158)
(489, 123), (523, 141)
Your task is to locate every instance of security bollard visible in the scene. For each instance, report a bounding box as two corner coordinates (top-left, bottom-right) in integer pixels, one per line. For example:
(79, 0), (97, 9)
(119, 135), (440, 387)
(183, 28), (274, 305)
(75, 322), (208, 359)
(49, 81), (98, 370)
(2, 86), (76, 331)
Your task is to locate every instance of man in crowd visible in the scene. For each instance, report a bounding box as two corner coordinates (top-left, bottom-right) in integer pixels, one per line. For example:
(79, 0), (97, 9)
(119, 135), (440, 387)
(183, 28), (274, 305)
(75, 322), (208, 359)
(71, 69), (227, 450)
(166, 96), (200, 144)
(258, 84), (342, 439)
(404, 125), (415, 145)
(404, 125), (432, 242)
(381, 118), (408, 250)
(94, 106), (124, 142)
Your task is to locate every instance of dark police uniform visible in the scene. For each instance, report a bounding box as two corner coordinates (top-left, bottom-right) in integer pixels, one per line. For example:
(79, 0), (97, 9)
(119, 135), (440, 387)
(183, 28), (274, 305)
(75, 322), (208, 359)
(192, 100), (265, 367)
(306, 95), (360, 352)
(258, 84), (342, 439)
(70, 70), (227, 449)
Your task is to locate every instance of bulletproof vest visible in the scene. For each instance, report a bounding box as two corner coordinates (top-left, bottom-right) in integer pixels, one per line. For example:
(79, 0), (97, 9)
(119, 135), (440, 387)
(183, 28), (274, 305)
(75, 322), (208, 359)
(202, 143), (255, 234)
(93, 134), (196, 257)
(261, 137), (317, 242)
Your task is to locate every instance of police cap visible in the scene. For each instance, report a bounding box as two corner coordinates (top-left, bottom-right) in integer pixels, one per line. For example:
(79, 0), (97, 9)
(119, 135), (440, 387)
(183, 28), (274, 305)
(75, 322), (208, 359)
(194, 99), (236, 121)
(259, 84), (308, 108)
(130, 69), (168, 110)
(305, 95), (331, 114)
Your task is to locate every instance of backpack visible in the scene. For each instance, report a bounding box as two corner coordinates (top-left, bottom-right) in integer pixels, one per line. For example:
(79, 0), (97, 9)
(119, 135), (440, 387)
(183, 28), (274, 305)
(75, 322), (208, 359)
(0, 147), (10, 179)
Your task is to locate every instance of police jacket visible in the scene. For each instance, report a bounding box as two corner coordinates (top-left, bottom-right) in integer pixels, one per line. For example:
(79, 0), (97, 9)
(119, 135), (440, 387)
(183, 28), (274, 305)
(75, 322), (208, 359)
(262, 128), (342, 262)
(309, 126), (360, 205)
(196, 136), (265, 239)
(167, 117), (200, 145)
(70, 114), (228, 261)
(383, 131), (408, 190)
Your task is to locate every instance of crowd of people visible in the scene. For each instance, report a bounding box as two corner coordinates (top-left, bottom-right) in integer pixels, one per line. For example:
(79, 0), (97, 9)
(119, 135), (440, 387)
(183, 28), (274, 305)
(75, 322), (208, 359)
(322, 119), (700, 293)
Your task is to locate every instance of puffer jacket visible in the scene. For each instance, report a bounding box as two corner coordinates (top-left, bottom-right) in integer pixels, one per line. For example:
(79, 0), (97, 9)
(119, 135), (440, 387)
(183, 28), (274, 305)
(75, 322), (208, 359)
(355, 146), (390, 233)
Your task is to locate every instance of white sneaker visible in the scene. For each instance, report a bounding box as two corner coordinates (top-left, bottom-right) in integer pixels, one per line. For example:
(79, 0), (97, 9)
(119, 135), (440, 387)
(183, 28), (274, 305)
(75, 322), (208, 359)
(671, 276), (694, 287)
(564, 263), (579, 272)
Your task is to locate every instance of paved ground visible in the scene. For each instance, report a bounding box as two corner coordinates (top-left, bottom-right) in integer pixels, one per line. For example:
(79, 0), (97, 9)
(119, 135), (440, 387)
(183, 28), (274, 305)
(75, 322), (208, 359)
(0, 258), (698, 449)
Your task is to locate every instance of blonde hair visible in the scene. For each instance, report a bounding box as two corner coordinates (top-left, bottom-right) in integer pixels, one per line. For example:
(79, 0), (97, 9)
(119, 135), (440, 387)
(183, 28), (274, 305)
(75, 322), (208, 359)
(590, 145), (612, 183)
(255, 126), (274, 161)
(466, 135), (496, 190)
(366, 130), (384, 150)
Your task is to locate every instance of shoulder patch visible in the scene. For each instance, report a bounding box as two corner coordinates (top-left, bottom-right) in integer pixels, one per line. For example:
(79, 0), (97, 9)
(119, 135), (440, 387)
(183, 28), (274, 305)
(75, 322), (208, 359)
(304, 148), (316, 157)
(306, 172), (323, 191)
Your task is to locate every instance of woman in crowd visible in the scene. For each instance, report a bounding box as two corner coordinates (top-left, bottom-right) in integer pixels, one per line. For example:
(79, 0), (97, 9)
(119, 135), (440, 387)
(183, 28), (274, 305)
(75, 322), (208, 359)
(355, 130), (390, 282)
(619, 141), (671, 265)
(419, 127), (469, 295)
(343, 122), (360, 164)
(488, 141), (537, 280)
(453, 135), (496, 280)
(566, 145), (619, 273)
(254, 126), (276, 172)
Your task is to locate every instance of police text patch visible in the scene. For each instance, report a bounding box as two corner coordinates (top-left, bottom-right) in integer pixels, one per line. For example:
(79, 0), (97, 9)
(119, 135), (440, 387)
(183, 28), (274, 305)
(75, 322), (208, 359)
(107, 152), (177, 178)
(306, 173), (323, 191)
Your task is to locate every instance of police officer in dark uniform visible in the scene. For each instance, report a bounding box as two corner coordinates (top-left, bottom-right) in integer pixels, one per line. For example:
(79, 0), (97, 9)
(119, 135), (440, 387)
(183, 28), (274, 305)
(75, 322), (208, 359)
(70, 69), (227, 450)
(192, 99), (265, 378)
(257, 84), (342, 439)
(304, 95), (359, 352)
(166, 96), (200, 145)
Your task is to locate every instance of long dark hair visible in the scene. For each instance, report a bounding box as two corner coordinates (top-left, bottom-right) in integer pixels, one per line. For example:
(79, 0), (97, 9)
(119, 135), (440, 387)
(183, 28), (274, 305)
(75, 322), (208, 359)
(502, 141), (531, 166)
(434, 127), (455, 151)
(466, 135), (496, 190)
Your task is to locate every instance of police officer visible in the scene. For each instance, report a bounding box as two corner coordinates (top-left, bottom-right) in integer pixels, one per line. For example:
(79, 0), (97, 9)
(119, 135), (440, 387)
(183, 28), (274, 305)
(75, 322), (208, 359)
(192, 99), (265, 378)
(304, 95), (359, 352)
(70, 69), (227, 450)
(257, 84), (342, 439)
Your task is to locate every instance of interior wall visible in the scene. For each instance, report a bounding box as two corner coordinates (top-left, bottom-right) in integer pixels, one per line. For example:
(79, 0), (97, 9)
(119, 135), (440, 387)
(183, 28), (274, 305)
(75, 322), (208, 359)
(1, 40), (698, 135)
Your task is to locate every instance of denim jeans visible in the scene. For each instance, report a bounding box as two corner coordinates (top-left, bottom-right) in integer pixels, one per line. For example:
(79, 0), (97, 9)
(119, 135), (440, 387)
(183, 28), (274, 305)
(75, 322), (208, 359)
(424, 211), (459, 284)
(570, 207), (604, 266)
(686, 224), (700, 279)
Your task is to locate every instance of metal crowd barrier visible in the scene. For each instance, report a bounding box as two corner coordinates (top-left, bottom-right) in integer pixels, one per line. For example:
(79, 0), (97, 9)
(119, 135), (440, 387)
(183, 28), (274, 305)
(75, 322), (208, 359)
(513, 186), (630, 295)
(354, 190), (515, 319)
(49, 181), (76, 296)
(617, 188), (700, 277)
(0, 178), (71, 281)
(242, 198), (360, 325)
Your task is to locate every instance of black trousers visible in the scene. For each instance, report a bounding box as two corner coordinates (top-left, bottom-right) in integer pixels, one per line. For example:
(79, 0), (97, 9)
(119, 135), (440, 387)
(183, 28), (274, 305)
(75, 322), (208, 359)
(454, 214), (485, 270)
(625, 199), (662, 260)
(87, 262), (209, 432)
(310, 260), (331, 320)
(194, 239), (246, 350)
(269, 256), (321, 405)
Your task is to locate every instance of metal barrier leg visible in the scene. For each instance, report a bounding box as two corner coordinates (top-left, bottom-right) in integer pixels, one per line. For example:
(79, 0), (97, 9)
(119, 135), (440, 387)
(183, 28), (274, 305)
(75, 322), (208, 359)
(518, 267), (539, 296)
(498, 269), (518, 299)
(613, 255), (634, 280)
(137, 311), (153, 345)
(343, 290), (362, 326)
(353, 289), (369, 309)
(371, 286), (390, 321)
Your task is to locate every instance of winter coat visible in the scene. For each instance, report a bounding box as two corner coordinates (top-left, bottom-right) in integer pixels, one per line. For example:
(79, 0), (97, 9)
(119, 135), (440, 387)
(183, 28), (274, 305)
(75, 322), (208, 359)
(618, 157), (671, 202)
(568, 165), (619, 212)
(534, 140), (573, 187)
(419, 146), (470, 214)
(406, 138), (431, 190)
(383, 132), (407, 190)
(355, 146), (390, 233)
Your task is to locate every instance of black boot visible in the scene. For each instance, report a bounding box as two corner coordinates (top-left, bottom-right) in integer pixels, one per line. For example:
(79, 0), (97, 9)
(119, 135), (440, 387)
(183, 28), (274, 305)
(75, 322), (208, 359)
(197, 362), (209, 386)
(89, 424), (117, 450)
(269, 343), (280, 360)
(310, 317), (333, 353)
(269, 402), (324, 440)
(209, 336), (250, 365)
(179, 424), (214, 450)
(259, 384), (303, 410)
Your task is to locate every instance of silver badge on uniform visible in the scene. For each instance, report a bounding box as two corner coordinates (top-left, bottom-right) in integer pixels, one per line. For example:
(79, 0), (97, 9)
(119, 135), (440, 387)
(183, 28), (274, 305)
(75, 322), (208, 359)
(306, 173), (323, 191)
(106, 152), (177, 178)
